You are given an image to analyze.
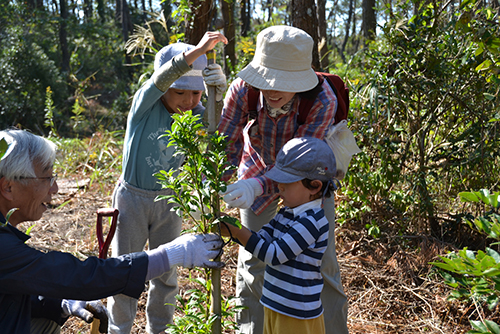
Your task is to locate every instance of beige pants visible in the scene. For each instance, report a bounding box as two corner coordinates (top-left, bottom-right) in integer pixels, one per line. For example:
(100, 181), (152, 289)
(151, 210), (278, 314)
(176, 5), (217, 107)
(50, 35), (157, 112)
(107, 180), (182, 334)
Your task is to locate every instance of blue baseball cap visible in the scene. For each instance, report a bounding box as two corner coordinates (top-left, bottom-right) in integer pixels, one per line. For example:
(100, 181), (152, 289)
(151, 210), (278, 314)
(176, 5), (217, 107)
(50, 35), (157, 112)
(265, 137), (337, 183)
(154, 43), (207, 91)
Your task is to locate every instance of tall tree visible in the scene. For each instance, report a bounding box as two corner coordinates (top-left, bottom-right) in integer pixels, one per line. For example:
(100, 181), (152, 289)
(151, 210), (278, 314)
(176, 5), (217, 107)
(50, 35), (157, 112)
(96, 0), (105, 22)
(341, 0), (354, 62)
(363, 0), (377, 41)
(83, 0), (92, 21)
(116, 0), (132, 42)
(222, 0), (236, 75)
(317, 0), (329, 70)
(184, 0), (215, 45)
(291, 0), (320, 70)
(240, 0), (251, 37)
(59, 0), (69, 73)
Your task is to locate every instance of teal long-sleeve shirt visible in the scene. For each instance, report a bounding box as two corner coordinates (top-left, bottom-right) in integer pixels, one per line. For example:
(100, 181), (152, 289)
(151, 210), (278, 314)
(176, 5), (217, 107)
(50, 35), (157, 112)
(121, 53), (204, 190)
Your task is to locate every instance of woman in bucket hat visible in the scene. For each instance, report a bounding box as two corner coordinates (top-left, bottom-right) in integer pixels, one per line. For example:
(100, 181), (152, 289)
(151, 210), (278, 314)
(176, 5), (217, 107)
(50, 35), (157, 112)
(108, 31), (227, 334)
(218, 26), (349, 334)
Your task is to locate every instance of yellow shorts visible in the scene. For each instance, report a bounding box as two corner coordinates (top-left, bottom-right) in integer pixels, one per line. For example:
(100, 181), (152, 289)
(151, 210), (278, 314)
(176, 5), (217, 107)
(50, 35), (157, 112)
(263, 307), (325, 334)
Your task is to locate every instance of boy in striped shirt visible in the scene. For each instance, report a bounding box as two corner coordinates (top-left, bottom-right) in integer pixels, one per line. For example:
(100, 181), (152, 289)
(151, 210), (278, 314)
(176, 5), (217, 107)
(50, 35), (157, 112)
(221, 136), (337, 334)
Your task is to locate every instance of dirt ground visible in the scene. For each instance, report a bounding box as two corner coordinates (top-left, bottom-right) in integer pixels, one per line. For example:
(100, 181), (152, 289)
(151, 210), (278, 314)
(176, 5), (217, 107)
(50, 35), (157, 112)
(18, 177), (480, 333)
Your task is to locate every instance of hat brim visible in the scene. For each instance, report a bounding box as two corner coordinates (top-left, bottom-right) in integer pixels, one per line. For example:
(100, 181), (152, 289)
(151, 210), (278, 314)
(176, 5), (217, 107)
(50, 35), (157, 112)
(238, 62), (318, 93)
(170, 75), (206, 91)
(265, 166), (304, 184)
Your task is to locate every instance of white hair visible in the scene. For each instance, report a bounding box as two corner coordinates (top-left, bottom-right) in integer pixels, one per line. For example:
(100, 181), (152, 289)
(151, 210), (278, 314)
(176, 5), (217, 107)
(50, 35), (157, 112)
(0, 129), (57, 180)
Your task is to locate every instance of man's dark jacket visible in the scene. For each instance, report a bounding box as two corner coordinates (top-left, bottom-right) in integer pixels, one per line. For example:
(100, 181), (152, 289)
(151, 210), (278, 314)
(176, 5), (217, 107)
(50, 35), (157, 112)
(0, 213), (148, 333)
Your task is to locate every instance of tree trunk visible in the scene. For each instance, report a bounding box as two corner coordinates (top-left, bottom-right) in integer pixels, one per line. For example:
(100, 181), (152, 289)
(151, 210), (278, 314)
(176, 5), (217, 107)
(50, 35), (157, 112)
(351, 0), (358, 53)
(240, 0), (251, 37)
(291, 0), (320, 70)
(117, 0), (132, 43)
(141, 0), (146, 22)
(341, 0), (354, 62)
(83, 0), (93, 22)
(266, 0), (273, 21)
(59, 0), (69, 73)
(96, 0), (105, 22)
(222, 0), (236, 76)
(184, 0), (215, 45)
(362, 0), (377, 41)
(317, 0), (329, 71)
(115, 0), (121, 22)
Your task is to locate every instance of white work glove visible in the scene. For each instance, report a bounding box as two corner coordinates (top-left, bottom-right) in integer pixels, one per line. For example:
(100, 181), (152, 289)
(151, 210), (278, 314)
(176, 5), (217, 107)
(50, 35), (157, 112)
(61, 299), (109, 333)
(203, 63), (227, 102)
(220, 178), (263, 209)
(146, 233), (224, 280)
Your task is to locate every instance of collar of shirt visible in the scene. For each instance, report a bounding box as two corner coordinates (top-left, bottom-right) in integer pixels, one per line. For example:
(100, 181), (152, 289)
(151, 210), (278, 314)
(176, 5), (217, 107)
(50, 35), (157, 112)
(265, 96), (296, 118)
(285, 198), (323, 216)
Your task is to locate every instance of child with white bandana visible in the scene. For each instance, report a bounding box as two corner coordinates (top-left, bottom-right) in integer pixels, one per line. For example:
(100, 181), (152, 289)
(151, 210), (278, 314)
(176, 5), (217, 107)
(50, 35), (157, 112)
(108, 31), (227, 334)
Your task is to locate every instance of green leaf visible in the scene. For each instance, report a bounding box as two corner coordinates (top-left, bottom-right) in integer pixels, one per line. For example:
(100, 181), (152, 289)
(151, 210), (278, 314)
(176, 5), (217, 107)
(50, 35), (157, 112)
(0, 138), (8, 160)
(459, 191), (481, 203)
(484, 93), (496, 101)
(217, 215), (241, 229)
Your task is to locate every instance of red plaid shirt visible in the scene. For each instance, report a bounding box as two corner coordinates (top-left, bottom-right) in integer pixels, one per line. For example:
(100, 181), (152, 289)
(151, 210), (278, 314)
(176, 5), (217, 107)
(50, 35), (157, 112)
(217, 78), (337, 214)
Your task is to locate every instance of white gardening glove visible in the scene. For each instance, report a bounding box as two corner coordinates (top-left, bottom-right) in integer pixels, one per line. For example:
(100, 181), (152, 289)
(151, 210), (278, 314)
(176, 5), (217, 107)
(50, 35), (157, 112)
(203, 63), (227, 101)
(146, 233), (224, 280)
(61, 300), (109, 333)
(220, 178), (263, 209)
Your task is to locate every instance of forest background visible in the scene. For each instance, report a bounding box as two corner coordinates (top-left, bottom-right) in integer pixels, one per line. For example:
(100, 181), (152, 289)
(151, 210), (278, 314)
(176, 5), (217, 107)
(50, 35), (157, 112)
(1, 0), (500, 332)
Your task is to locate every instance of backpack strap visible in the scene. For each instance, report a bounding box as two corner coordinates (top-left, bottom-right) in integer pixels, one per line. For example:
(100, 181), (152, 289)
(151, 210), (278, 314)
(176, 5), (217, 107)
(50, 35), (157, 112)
(247, 87), (260, 120)
(296, 74), (324, 124)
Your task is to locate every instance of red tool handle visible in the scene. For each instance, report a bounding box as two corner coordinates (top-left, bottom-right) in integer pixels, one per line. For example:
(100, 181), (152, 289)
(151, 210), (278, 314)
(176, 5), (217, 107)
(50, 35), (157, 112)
(96, 208), (119, 259)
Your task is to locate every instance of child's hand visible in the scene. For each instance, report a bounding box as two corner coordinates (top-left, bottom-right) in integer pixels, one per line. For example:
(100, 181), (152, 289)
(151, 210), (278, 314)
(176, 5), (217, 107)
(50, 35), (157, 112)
(184, 32), (228, 67)
(219, 221), (235, 238)
(196, 31), (228, 54)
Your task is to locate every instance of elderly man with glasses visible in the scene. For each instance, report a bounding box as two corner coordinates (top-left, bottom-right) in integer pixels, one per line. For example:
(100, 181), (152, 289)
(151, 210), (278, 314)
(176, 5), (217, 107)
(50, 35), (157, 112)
(0, 128), (224, 334)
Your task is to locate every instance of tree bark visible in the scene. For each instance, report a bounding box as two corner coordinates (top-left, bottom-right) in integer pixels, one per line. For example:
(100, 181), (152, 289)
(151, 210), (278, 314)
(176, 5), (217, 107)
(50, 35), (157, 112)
(317, 0), (329, 71)
(184, 0), (215, 45)
(362, 0), (377, 41)
(121, 0), (129, 42)
(96, 0), (105, 22)
(291, 0), (320, 70)
(59, 0), (70, 73)
(341, 0), (354, 62)
(83, 0), (93, 22)
(222, 0), (236, 75)
(240, 0), (251, 37)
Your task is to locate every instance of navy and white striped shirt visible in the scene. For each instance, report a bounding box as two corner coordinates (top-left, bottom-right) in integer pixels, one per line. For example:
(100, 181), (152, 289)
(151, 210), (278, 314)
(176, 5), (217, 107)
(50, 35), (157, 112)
(245, 199), (329, 319)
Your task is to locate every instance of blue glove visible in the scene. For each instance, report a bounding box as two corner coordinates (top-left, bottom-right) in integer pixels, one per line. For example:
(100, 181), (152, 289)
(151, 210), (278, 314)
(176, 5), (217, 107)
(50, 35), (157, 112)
(61, 299), (109, 333)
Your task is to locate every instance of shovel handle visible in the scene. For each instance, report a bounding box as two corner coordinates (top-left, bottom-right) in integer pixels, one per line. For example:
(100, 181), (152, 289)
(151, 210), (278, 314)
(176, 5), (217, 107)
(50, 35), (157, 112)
(206, 49), (217, 133)
(91, 208), (119, 333)
(96, 208), (119, 260)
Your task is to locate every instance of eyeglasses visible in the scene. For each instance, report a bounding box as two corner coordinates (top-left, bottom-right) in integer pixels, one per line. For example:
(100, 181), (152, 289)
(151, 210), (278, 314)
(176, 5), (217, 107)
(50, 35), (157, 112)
(19, 174), (58, 187)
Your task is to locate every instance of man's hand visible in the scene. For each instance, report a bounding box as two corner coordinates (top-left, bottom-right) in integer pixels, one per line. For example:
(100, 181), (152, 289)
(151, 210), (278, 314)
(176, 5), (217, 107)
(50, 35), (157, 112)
(61, 300), (109, 333)
(220, 178), (263, 209)
(203, 63), (227, 101)
(164, 233), (224, 269)
(146, 233), (225, 280)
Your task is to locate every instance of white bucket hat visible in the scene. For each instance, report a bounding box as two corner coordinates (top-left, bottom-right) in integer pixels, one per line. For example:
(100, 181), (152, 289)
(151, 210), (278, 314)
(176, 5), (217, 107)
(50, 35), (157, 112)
(238, 25), (318, 93)
(154, 43), (207, 91)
